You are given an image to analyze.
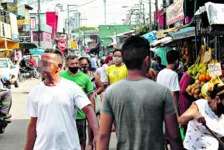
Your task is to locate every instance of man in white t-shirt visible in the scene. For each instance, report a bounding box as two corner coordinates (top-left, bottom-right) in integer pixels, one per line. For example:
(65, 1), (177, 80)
(157, 50), (180, 117)
(24, 49), (99, 150)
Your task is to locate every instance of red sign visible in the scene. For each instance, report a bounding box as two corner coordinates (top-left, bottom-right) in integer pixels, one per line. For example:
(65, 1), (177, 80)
(58, 40), (67, 50)
(166, 0), (184, 26)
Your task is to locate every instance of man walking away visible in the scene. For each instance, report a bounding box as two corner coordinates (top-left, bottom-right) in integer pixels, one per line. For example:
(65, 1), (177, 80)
(157, 50), (181, 117)
(25, 49), (99, 150)
(97, 36), (184, 150)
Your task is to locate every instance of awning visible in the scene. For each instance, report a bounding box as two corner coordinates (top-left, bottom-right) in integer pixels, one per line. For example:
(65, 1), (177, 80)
(29, 48), (45, 55)
(141, 31), (157, 42)
(20, 43), (37, 49)
(150, 37), (173, 47)
(169, 27), (195, 40)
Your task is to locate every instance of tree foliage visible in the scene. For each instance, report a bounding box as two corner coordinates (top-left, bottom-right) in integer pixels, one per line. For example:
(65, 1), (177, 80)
(136, 23), (159, 36)
(72, 26), (97, 32)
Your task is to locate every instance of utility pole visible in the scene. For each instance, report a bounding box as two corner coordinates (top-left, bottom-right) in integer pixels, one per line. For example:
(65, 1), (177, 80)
(38, 0), (41, 47)
(155, 0), (158, 30)
(149, 0), (151, 26)
(103, 0), (106, 25)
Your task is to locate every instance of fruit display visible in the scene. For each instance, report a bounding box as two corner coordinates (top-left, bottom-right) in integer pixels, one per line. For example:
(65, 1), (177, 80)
(186, 45), (224, 100)
(186, 80), (205, 99)
(180, 41), (195, 68)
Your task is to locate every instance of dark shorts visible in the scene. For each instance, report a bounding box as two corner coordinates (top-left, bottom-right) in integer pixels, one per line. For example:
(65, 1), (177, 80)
(76, 119), (86, 144)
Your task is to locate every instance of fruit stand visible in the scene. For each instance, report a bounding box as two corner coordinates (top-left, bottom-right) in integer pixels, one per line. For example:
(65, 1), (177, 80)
(185, 2), (224, 101)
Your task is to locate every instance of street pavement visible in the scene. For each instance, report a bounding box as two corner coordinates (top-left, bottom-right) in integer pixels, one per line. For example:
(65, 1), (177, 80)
(0, 79), (116, 150)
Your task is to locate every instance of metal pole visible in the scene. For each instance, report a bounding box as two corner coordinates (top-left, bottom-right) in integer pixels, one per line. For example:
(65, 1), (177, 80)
(67, 5), (69, 35)
(149, 0), (151, 25)
(104, 0), (106, 25)
(38, 0), (41, 47)
(155, 0), (158, 30)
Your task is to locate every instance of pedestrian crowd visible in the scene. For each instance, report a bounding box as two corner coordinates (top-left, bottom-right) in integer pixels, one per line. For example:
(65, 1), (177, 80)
(24, 36), (224, 150)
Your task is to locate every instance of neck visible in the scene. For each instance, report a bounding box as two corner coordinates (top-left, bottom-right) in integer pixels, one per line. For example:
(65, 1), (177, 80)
(208, 101), (222, 117)
(115, 63), (123, 67)
(166, 64), (174, 70)
(44, 75), (61, 87)
(127, 70), (146, 80)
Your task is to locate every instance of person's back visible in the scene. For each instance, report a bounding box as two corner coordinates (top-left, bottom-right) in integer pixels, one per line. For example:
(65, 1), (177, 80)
(157, 69), (179, 91)
(102, 78), (175, 150)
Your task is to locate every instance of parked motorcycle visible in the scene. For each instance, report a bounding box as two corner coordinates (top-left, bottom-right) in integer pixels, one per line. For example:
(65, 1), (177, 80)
(19, 65), (40, 81)
(2, 75), (19, 89)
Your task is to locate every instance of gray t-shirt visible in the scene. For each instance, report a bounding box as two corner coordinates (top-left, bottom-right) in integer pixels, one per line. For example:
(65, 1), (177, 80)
(102, 78), (176, 150)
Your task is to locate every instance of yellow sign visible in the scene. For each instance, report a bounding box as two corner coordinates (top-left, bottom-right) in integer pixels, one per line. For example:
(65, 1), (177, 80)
(71, 41), (78, 48)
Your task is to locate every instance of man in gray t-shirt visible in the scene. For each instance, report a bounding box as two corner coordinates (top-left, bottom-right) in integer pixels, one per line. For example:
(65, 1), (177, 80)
(97, 36), (184, 150)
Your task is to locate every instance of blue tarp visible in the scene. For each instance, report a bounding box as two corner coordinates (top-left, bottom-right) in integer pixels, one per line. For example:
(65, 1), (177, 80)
(29, 48), (45, 56)
(142, 31), (157, 42)
(169, 27), (195, 40)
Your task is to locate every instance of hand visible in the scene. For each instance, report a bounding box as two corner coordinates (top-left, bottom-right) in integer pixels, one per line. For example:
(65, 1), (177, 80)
(194, 113), (206, 125)
(93, 133), (99, 150)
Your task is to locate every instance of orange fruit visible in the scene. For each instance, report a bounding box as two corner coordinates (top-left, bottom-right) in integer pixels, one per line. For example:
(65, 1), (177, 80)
(199, 74), (206, 82)
(206, 73), (211, 81)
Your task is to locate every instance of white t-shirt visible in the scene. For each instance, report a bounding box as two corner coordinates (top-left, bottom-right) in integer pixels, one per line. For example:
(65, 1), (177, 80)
(100, 64), (108, 83)
(184, 100), (224, 150)
(25, 78), (91, 150)
(156, 69), (180, 92)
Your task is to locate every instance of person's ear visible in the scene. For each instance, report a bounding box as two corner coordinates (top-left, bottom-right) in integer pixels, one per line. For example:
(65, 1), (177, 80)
(215, 96), (221, 103)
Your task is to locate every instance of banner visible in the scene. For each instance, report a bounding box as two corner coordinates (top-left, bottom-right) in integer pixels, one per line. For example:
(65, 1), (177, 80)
(166, 0), (184, 26)
(9, 13), (19, 41)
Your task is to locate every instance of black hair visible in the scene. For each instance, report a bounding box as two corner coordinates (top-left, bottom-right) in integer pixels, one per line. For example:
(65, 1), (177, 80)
(210, 84), (224, 99)
(66, 55), (78, 62)
(79, 57), (91, 65)
(166, 50), (180, 64)
(121, 36), (150, 70)
(44, 48), (63, 64)
(113, 49), (122, 55)
(150, 51), (155, 58)
(155, 56), (162, 62)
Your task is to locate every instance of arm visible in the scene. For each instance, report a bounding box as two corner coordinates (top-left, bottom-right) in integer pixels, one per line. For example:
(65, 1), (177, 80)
(97, 114), (113, 150)
(25, 117), (37, 150)
(94, 73), (104, 95)
(82, 105), (99, 137)
(171, 91), (180, 118)
(107, 75), (110, 86)
(165, 114), (184, 150)
(88, 93), (95, 112)
(178, 103), (199, 125)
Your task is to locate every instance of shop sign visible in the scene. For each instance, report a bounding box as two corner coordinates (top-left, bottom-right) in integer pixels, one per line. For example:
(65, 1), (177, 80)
(166, 0), (184, 26)
(42, 32), (51, 42)
(30, 17), (36, 29)
(208, 63), (222, 77)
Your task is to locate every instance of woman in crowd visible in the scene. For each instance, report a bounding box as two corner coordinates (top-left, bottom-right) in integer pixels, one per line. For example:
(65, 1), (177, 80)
(79, 57), (104, 150)
(100, 55), (113, 89)
(179, 83), (224, 150)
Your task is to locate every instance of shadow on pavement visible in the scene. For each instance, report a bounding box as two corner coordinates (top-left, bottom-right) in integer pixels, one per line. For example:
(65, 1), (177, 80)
(0, 119), (29, 150)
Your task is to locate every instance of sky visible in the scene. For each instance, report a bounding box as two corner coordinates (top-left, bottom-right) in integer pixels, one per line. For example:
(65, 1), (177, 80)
(26, 0), (163, 27)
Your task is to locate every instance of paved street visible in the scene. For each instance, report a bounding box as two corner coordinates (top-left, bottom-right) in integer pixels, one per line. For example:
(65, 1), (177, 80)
(0, 79), (116, 150)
